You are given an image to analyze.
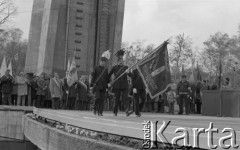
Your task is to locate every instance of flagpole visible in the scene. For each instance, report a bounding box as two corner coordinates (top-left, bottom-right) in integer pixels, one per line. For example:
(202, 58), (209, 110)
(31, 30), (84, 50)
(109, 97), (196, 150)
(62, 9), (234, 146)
(111, 40), (169, 84)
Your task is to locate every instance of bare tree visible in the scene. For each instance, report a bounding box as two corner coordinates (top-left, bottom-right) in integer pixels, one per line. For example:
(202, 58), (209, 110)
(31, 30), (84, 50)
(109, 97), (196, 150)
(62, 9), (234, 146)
(0, 0), (17, 26)
(169, 33), (193, 79)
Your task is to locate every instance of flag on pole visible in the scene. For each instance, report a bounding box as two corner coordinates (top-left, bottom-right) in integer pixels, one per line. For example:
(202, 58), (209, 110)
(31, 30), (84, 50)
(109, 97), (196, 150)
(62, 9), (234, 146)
(8, 59), (13, 76)
(67, 59), (71, 71)
(182, 64), (185, 75)
(0, 55), (7, 76)
(137, 41), (171, 99)
(196, 63), (202, 81)
(67, 57), (78, 87)
(189, 63), (195, 82)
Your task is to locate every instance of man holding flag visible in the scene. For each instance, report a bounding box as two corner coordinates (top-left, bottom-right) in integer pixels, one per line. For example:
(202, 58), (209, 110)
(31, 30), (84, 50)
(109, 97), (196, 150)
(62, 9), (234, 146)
(62, 56), (78, 110)
(108, 49), (130, 116)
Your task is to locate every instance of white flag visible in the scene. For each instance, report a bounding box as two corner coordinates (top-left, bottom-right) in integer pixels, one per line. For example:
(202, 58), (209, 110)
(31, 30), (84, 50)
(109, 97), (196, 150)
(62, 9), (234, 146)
(0, 55), (7, 76)
(67, 57), (78, 87)
(8, 59), (13, 76)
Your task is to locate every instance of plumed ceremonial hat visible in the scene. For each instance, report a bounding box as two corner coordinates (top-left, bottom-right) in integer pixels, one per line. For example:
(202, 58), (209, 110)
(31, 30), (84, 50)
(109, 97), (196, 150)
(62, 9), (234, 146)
(101, 50), (111, 62)
(115, 48), (125, 59)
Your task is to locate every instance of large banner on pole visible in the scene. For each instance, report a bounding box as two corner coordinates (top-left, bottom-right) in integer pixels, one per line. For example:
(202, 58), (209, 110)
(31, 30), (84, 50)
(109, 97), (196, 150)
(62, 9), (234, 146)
(137, 41), (171, 99)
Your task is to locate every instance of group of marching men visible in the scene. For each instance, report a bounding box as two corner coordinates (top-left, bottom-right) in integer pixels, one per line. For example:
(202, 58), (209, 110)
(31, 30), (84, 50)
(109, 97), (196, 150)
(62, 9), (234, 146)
(0, 69), (89, 110)
(91, 49), (230, 117)
(0, 49), (225, 116)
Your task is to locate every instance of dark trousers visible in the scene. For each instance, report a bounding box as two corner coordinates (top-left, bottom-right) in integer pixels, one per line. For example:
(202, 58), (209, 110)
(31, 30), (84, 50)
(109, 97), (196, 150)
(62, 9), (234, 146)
(134, 89), (146, 115)
(52, 98), (60, 109)
(66, 97), (75, 110)
(12, 95), (17, 106)
(94, 90), (106, 115)
(114, 89), (129, 114)
(0, 92), (2, 105)
(36, 95), (45, 108)
(195, 102), (202, 114)
(178, 94), (189, 114)
(2, 93), (12, 105)
(168, 102), (174, 114)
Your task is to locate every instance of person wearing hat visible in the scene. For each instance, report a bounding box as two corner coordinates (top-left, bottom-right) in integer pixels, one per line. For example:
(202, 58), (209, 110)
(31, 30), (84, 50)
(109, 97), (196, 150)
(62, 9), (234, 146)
(26, 73), (38, 106)
(1, 69), (14, 105)
(36, 72), (48, 108)
(90, 50), (111, 116)
(127, 67), (145, 117)
(176, 75), (190, 115)
(108, 49), (130, 116)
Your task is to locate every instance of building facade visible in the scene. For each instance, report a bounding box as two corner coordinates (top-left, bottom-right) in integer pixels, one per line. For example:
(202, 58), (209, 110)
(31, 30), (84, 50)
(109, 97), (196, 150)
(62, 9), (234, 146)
(25, 0), (125, 77)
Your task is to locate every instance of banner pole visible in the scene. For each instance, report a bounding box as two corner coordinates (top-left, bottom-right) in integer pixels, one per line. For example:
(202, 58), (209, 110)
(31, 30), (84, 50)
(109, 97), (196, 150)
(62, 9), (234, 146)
(111, 41), (169, 84)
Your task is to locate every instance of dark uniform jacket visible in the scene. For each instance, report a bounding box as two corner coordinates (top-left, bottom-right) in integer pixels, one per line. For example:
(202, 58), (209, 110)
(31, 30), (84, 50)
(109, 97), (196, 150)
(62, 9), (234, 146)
(177, 80), (190, 95)
(27, 78), (38, 100)
(131, 69), (145, 90)
(109, 65), (128, 90)
(62, 78), (76, 98)
(91, 66), (109, 90)
(1, 75), (13, 94)
(75, 82), (88, 101)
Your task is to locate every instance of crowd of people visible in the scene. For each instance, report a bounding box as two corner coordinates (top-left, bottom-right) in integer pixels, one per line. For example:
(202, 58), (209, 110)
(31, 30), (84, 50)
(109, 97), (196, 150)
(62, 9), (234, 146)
(0, 49), (232, 117)
(0, 69), (90, 110)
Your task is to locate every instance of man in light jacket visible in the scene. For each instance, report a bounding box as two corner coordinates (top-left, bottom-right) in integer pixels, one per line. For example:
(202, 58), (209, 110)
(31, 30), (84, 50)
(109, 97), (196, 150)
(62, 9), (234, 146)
(49, 73), (63, 109)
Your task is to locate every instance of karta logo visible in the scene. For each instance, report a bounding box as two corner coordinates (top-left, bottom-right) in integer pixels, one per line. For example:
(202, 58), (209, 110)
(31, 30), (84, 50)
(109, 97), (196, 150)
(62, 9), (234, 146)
(142, 121), (239, 149)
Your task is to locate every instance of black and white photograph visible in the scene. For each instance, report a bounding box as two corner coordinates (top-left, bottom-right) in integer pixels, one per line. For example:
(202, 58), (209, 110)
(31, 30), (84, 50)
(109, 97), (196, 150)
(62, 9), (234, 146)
(0, 0), (240, 149)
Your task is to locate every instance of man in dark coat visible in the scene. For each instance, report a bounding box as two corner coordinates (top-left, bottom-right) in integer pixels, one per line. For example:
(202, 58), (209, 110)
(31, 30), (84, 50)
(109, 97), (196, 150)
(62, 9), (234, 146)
(36, 73), (48, 108)
(90, 56), (109, 116)
(1, 69), (14, 105)
(177, 75), (190, 115)
(108, 49), (130, 116)
(26, 73), (38, 106)
(62, 77), (77, 110)
(128, 68), (145, 117)
(75, 75), (89, 110)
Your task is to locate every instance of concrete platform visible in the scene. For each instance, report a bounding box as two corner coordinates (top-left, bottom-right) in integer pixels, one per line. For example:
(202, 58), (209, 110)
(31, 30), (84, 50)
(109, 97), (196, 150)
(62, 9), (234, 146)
(34, 108), (240, 150)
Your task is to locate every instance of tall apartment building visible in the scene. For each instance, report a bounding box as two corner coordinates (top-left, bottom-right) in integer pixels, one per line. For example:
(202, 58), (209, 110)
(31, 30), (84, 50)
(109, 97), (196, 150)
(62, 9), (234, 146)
(25, 0), (125, 77)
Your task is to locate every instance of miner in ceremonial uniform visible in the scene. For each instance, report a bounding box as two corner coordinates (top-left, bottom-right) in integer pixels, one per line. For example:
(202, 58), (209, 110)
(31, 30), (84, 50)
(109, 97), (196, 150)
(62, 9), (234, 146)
(127, 68), (145, 117)
(90, 50), (111, 116)
(108, 49), (130, 116)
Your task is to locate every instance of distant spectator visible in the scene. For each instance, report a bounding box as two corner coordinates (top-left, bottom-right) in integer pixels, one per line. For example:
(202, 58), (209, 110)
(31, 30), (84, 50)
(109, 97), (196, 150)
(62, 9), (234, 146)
(177, 75), (190, 115)
(26, 73), (38, 106)
(222, 78), (232, 89)
(49, 73), (62, 109)
(1, 69), (14, 105)
(36, 73), (48, 108)
(167, 83), (177, 115)
(16, 72), (28, 106)
(201, 80), (210, 91)
(209, 78), (218, 90)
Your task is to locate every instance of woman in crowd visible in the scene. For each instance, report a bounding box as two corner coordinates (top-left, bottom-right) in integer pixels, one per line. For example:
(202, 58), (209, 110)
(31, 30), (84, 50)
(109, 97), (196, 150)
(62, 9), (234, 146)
(49, 73), (62, 109)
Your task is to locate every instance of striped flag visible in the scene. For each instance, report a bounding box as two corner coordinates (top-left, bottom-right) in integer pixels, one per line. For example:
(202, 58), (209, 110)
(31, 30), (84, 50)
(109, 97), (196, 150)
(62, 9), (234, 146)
(0, 55), (7, 76)
(8, 59), (13, 76)
(67, 57), (78, 87)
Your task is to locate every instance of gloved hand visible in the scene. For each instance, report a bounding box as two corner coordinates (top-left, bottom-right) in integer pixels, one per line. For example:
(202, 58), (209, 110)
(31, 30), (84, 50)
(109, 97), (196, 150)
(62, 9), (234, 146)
(108, 83), (111, 87)
(66, 91), (69, 94)
(133, 88), (137, 94)
(125, 69), (129, 74)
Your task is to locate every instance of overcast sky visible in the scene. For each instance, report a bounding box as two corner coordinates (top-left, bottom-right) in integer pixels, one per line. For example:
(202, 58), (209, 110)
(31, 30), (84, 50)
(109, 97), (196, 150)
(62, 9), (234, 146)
(11, 0), (240, 49)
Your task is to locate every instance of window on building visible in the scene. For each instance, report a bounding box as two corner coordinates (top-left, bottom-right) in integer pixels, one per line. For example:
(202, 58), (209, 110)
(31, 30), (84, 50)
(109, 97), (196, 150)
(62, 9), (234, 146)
(75, 40), (81, 43)
(75, 32), (82, 35)
(76, 24), (82, 28)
